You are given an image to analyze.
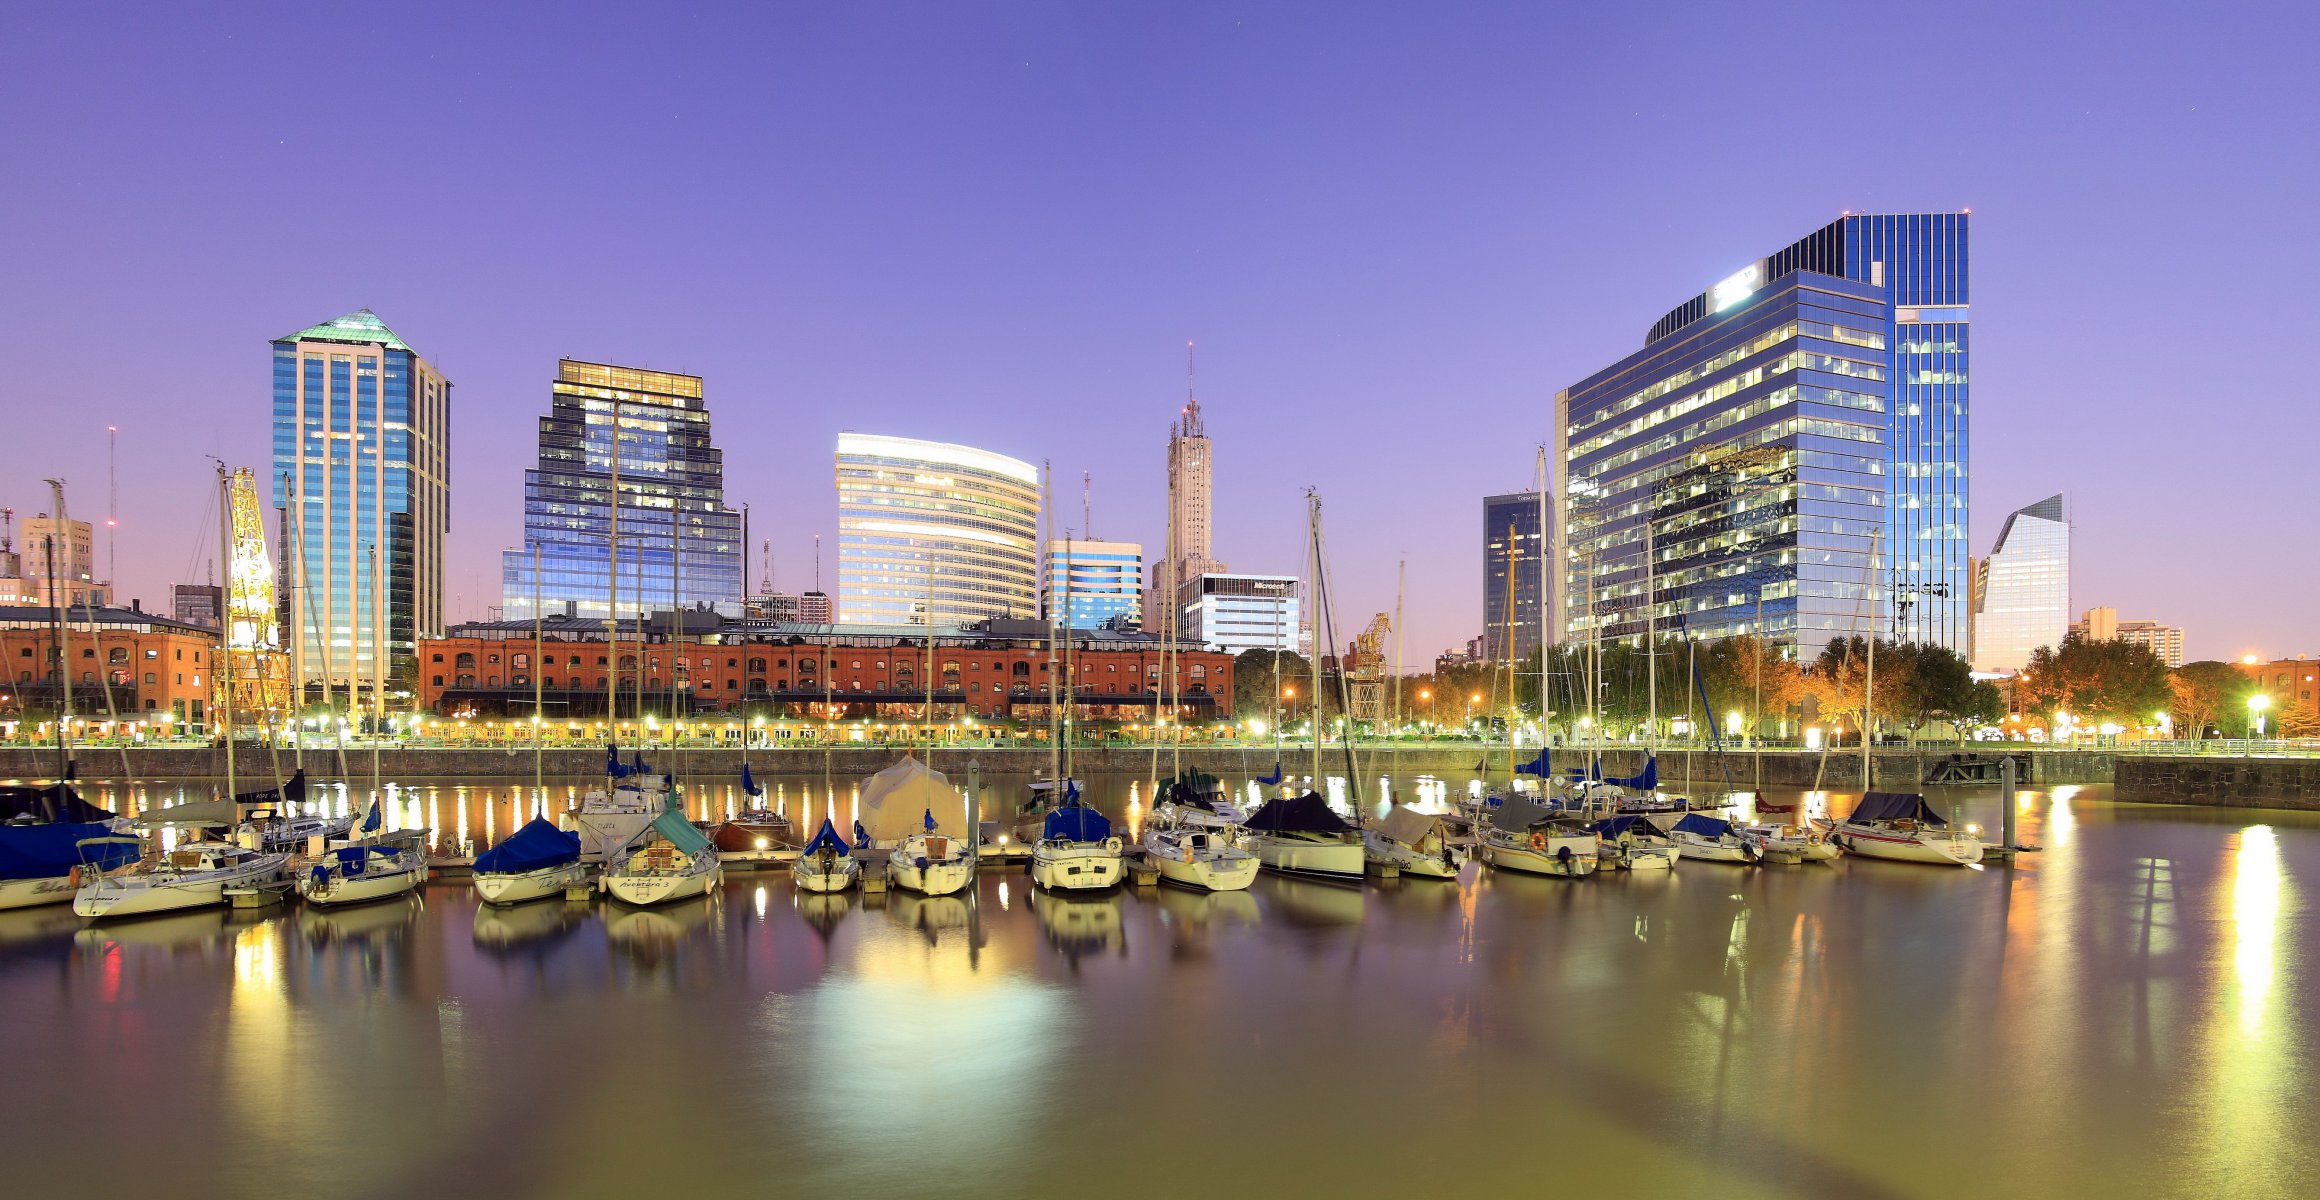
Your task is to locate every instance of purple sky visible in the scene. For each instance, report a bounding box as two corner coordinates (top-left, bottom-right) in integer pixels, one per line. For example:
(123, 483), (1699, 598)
(3, 3), (2313, 663)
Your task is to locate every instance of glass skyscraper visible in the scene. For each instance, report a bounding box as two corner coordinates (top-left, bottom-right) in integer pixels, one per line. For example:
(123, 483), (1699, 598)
(271, 309), (450, 688)
(501, 361), (743, 621)
(1554, 213), (1971, 662)
(836, 434), (1041, 625)
(1044, 538), (1143, 630)
(1481, 491), (1545, 662)
(1972, 494), (2069, 672)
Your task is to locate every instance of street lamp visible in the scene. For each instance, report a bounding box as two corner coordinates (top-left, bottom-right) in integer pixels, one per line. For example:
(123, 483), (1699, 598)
(2247, 693), (2270, 751)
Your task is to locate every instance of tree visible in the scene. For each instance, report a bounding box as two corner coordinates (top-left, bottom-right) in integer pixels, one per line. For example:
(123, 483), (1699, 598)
(2170, 661), (2245, 739)
(1804, 636), (1915, 740)
(1698, 634), (1804, 739)
(2016, 632), (2171, 728)
(1885, 642), (1987, 738)
(1231, 648), (1307, 722)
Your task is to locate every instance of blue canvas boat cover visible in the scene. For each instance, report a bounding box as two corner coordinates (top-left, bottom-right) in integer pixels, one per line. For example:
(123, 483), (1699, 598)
(0, 783), (114, 824)
(0, 822), (137, 880)
(1672, 813), (1733, 838)
(1587, 815), (1655, 839)
(1244, 792), (1354, 835)
(1604, 755), (1658, 790)
(801, 817), (850, 856)
(1850, 792), (1946, 826)
(1515, 748), (1553, 777)
(1042, 802), (1111, 843)
(741, 763), (763, 797)
(473, 817), (582, 875)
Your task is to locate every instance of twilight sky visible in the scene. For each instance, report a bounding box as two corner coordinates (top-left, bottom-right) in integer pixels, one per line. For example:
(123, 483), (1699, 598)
(2, 3), (2313, 662)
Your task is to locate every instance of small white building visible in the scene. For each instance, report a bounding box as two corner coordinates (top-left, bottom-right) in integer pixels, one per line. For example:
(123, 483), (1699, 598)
(1180, 573), (1298, 654)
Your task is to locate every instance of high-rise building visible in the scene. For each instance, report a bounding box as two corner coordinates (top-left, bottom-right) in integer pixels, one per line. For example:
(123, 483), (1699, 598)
(172, 583), (224, 629)
(272, 309), (450, 688)
(18, 515), (109, 607)
(795, 591), (833, 624)
(1972, 494), (2069, 672)
(2069, 606), (2185, 668)
(1044, 538), (1143, 630)
(1481, 492), (1544, 662)
(501, 361), (743, 623)
(1555, 213), (1972, 663)
(1180, 573), (1299, 654)
(835, 434), (1040, 625)
(1152, 353), (1227, 618)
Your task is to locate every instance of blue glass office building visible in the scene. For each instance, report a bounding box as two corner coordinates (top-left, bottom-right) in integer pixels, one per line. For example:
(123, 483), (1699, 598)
(1553, 214), (1970, 661)
(501, 361), (743, 621)
(272, 309), (451, 688)
(1481, 491), (1544, 662)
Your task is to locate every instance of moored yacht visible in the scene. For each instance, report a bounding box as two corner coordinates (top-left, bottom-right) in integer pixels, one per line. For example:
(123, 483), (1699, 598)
(0, 783), (137, 911)
(602, 801), (723, 906)
(1824, 792), (1984, 866)
(1241, 792), (1364, 883)
(1585, 814), (1678, 871)
(1739, 821), (1840, 865)
(569, 747), (666, 864)
(1140, 813), (1259, 892)
(889, 810), (974, 896)
(299, 801), (428, 907)
(792, 818), (860, 894)
(74, 839), (290, 919)
(1363, 805), (1467, 879)
(1478, 794), (1599, 879)
(1663, 813), (1757, 864)
(1029, 794), (1124, 892)
(472, 816), (589, 905)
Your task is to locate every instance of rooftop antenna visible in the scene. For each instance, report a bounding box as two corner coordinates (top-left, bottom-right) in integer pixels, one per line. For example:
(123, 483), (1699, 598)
(813, 533), (822, 592)
(1082, 470), (1092, 539)
(1181, 340), (1203, 437)
(761, 537), (773, 594)
(1, 506), (13, 556)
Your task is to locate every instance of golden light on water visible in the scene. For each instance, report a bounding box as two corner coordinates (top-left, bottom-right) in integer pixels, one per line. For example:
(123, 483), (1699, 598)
(2230, 825), (2282, 1038)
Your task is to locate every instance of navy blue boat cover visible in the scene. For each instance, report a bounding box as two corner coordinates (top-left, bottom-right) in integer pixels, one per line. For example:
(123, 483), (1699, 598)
(802, 817), (851, 856)
(1256, 761), (1283, 785)
(1243, 792), (1355, 835)
(1042, 802), (1111, 843)
(1514, 748), (1552, 777)
(1604, 755), (1659, 790)
(1850, 792), (1945, 825)
(472, 817), (583, 875)
(0, 822), (137, 880)
(1587, 814), (1654, 839)
(0, 783), (114, 824)
(1672, 813), (1733, 838)
(741, 763), (763, 797)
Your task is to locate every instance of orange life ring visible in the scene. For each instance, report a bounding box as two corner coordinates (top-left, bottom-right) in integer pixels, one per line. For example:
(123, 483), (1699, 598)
(67, 866), (82, 888)
(1529, 831), (1547, 852)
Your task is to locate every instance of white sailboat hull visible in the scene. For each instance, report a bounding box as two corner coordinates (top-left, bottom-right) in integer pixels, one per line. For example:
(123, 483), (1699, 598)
(603, 855), (721, 906)
(1833, 823), (1983, 866)
(1141, 830), (1258, 892)
(889, 855), (972, 896)
(1361, 830), (1466, 879)
(1673, 834), (1756, 864)
(1031, 838), (1125, 891)
(1247, 833), (1365, 882)
(74, 853), (290, 919)
(0, 874), (81, 911)
(473, 861), (590, 906)
(1607, 843), (1678, 870)
(792, 855), (861, 894)
(1481, 835), (1599, 878)
(300, 858), (427, 907)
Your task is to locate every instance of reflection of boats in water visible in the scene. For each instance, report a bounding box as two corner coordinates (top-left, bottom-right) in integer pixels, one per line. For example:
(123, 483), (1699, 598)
(884, 891), (972, 942)
(0, 904), (85, 956)
(794, 891), (852, 946)
(73, 908), (229, 951)
(1149, 884), (1261, 931)
(604, 893), (718, 957)
(1030, 888), (1124, 959)
(472, 898), (584, 953)
(298, 894), (421, 946)
(1262, 876), (1365, 928)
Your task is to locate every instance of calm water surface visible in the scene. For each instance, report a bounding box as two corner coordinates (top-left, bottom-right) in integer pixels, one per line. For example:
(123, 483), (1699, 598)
(4, 771), (2316, 1199)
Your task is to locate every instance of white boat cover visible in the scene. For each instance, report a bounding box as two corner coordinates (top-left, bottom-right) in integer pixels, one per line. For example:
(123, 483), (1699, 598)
(858, 757), (967, 841)
(1374, 805), (1438, 847)
(135, 799), (240, 828)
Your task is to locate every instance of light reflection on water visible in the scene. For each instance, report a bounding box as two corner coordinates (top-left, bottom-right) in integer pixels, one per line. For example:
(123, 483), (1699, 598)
(4, 780), (2319, 1196)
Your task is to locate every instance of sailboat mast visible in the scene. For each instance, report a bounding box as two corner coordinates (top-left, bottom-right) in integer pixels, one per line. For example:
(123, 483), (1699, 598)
(1390, 557), (1404, 797)
(672, 508), (684, 790)
(1644, 495), (1656, 746)
(1863, 526), (1878, 790)
(606, 395), (621, 737)
(42, 480), (74, 780)
(1536, 445), (1551, 741)
(1062, 535), (1075, 779)
(1503, 521), (1519, 786)
(214, 467), (237, 802)
(1305, 493), (1322, 792)
(533, 541), (544, 803)
(369, 540), (382, 802)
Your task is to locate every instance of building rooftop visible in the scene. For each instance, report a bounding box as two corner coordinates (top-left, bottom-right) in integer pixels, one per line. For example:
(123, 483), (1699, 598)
(0, 604), (211, 634)
(275, 308), (412, 352)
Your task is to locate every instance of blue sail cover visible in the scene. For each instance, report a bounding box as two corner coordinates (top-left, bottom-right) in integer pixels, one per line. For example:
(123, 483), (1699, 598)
(1256, 761), (1284, 785)
(802, 817), (851, 856)
(0, 823), (137, 880)
(360, 799), (383, 834)
(1587, 815), (1654, 839)
(1043, 803), (1111, 843)
(1850, 792), (1946, 826)
(1514, 748), (1553, 777)
(0, 784), (114, 824)
(473, 817), (582, 875)
(1605, 755), (1658, 790)
(854, 819), (871, 845)
(1672, 813), (1733, 838)
(606, 744), (637, 779)
(741, 763), (763, 797)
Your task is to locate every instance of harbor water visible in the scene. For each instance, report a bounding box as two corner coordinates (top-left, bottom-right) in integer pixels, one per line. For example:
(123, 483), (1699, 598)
(3, 771), (2315, 1198)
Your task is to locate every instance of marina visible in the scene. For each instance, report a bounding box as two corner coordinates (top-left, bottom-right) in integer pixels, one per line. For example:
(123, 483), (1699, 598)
(3, 769), (2315, 1196)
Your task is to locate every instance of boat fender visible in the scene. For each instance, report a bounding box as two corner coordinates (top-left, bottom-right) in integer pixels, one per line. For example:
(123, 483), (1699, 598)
(1556, 844), (1574, 865)
(67, 866), (82, 888)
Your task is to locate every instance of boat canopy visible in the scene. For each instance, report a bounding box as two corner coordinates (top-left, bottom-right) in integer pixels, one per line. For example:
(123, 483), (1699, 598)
(1672, 813), (1734, 838)
(741, 763), (764, 797)
(236, 768), (307, 809)
(648, 805), (716, 857)
(1244, 792), (1354, 835)
(1604, 755), (1658, 790)
(0, 783), (114, 824)
(1374, 804), (1439, 847)
(801, 817), (850, 856)
(1489, 793), (1564, 832)
(0, 822), (137, 880)
(1514, 748), (1553, 777)
(859, 758), (966, 840)
(136, 798), (240, 828)
(1042, 802), (1111, 843)
(472, 817), (582, 875)
(1850, 792), (1946, 826)
(1586, 814), (1658, 840)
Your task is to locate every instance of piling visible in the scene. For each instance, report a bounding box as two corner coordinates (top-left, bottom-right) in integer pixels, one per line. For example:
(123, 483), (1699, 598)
(1365, 860), (1401, 880)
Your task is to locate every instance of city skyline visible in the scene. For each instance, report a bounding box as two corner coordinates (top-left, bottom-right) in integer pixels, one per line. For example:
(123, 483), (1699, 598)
(3, 7), (2313, 663)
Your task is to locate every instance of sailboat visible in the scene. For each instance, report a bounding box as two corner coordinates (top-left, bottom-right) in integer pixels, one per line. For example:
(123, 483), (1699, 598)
(73, 830), (288, 919)
(298, 797), (428, 907)
(855, 756), (974, 895)
(601, 788), (724, 905)
(569, 744), (665, 864)
(1478, 791), (1600, 879)
(239, 770), (354, 853)
(1362, 804), (1466, 879)
(1738, 820), (1840, 865)
(471, 815), (589, 905)
(1029, 786), (1125, 892)
(791, 817), (860, 894)
(1822, 792), (1984, 866)
(1584, 813), (1678, 871)
(1241, 791), (1365, 882)
(889, 807), (974, 896)
(0, 783), (138, 911)
(710, 763), (794, 853)
(1661, 812), (1756, 864)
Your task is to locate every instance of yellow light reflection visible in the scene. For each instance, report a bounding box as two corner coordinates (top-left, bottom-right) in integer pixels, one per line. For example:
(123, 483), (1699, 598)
(2231, 826), (2281, 1037)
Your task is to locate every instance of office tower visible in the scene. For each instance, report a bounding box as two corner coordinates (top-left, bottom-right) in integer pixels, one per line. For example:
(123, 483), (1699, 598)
(1554, 213), (1971, 662)
(173, 583), (225, 629)
(1043, 538), (1144, 630)
(501, 361), (744, 622)
(795, 591), (833, 624)
(835, 434), (1040, 625)
(1971, 494), (2069, 672)
(1180, 573), (1299, 653)
(2069, 606), (2184, 668)
(272, 308), (450, 687)
(18, 514), (108, 607)
(1152, 352), (1227, 618)
(1481, 491), (1544, 662)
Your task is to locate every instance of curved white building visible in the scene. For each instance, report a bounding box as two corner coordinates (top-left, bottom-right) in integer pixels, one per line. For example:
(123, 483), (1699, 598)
(835, 434), (1041, 625)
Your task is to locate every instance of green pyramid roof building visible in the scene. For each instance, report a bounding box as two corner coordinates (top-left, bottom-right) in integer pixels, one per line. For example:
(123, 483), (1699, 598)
(275, 308), (413, 352)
